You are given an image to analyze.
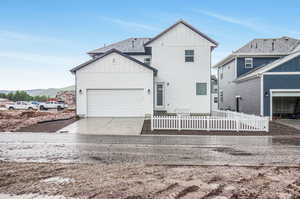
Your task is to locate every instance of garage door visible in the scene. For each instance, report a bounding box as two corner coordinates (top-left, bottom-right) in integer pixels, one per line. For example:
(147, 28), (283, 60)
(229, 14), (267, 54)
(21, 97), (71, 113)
(87, 89), (145, 117)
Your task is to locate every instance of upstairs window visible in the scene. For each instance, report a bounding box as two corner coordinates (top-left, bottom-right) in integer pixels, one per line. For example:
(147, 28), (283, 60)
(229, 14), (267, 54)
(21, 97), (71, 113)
(245, 58), (253, 68)
(185, 50), (194, 62)
(144, 58), (151, 65)
(220, 91), (224, 103)
(196, 83), (207, 95)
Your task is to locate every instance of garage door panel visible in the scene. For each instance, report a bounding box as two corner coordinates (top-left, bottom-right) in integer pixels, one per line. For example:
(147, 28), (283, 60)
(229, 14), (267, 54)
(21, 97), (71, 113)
(87, 89), (145, 117)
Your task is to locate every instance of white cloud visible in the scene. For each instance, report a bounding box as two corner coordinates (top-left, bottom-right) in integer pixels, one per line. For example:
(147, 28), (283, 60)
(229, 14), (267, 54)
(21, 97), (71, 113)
(0, 30), (68, 44)
(100, 17), (159, 32)
(0, 51), (85, 66)
(194, 9), (300, 36)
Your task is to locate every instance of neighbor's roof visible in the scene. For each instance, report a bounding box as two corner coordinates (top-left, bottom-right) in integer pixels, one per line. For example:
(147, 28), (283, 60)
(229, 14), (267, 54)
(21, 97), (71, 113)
(87, 38), (151, 55)
(213, 36), (300, 68)
(235, 36), (300, 54)
(70, 48), (157, 74)
(235, 50), (300, 82)
(144, 20), (218, 47)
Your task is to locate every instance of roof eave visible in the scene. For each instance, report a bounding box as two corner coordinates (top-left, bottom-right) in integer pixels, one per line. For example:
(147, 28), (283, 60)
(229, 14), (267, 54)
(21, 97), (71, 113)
(144, 20), (218, 47)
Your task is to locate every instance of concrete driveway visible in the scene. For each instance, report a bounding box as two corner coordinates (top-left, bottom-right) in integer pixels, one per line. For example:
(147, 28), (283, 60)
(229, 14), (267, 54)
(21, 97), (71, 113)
(58, 117), (144, 135)
(275, 119), (300, 130)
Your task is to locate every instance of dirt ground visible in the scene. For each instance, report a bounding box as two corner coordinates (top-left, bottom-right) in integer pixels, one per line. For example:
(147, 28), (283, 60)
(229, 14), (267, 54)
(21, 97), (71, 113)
(0, 110), (75, 132)
(0, 162), (299, 199)
(16, 118), (78, 132)
(142, 120), (300, 136)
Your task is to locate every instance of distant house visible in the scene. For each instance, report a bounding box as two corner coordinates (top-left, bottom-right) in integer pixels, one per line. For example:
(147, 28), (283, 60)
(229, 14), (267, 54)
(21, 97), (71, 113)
(71, 20), (218, 117)
(211, 75), (218, 110)
(214, 36), (300, 119)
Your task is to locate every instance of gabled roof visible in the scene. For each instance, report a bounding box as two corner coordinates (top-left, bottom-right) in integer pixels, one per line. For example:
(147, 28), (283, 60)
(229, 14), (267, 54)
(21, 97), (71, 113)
(213, 36), (300, 68)
(144, 20), (218, 47)
(235, 50), (300, 82)
(70, 48), (157, 74)
(87, 38), (151, 55)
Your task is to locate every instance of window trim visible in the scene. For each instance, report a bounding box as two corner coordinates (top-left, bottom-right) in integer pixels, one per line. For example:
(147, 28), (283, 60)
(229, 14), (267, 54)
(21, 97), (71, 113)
(185, 50), (194, 62)
(245, 58), (253, 68)
(196, 82), (207, 96)
(220, 91), (224, 103)
(144, 57), (151, 65)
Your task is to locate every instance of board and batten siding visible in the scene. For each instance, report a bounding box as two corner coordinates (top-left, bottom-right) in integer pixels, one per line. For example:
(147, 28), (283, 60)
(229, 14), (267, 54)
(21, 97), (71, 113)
(147, 23), (215, 113)
(75, 52), (154, 117)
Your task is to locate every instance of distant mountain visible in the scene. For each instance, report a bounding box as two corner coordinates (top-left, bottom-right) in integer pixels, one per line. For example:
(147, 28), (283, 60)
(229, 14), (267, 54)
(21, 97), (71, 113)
(0, 85), (75, 97)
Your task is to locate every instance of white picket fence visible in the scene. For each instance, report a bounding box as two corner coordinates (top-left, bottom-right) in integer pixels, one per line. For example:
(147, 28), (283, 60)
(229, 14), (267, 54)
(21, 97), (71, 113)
(151, 110), (269, 132)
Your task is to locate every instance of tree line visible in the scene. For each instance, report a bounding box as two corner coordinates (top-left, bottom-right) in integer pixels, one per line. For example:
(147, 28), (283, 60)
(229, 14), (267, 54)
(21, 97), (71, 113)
(0, 91), (49, 102)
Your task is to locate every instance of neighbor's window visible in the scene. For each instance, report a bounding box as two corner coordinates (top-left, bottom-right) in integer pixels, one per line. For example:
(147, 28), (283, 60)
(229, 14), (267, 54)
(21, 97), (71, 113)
(185, 50), (194, 62)
(214, 97), (218, 103)
(144, 57), (151, 65)
(196, 83), (207, 95)
(220, 91), (224, 103)
(245, 58), (253, 68)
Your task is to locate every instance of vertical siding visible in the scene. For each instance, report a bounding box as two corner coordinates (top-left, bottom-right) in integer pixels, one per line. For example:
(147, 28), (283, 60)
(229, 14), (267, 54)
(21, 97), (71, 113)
(76, 53), (154, 117)
(237, 57), (280, 77)
(263, 74), (300, 116)
(148, 23), (215, 113)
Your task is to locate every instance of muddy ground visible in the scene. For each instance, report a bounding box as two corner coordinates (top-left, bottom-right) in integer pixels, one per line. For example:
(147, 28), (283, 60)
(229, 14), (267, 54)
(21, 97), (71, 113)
(0, 110), (75, 132)
(0, 162), (299, 199)
(142, 120), (300, 136)
(16, 118), (78, 132)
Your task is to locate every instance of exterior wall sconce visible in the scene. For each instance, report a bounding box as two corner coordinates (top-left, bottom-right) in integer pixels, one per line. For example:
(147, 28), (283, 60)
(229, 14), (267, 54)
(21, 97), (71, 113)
(147, 88), (151, 94)
(79, 89), (83, 94)
(167, 82), (170, 86)
(264, 91), (269, 97)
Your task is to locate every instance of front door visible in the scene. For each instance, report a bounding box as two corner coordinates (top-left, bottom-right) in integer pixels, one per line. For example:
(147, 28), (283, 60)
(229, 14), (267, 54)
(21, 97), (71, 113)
(155, 83), (165, 109)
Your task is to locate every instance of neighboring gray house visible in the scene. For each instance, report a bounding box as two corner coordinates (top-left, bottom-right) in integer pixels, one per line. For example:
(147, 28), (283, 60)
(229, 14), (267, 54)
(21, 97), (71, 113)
(214, 36), (300, 119)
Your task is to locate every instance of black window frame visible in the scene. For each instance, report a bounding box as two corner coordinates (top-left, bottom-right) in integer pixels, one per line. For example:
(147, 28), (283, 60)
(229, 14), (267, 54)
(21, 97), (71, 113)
(185, 50), (194, 62)
(196, 82), (207, 96)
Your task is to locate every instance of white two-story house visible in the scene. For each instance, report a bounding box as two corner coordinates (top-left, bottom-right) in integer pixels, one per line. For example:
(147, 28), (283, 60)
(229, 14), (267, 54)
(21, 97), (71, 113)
(71, 20), (218, 117)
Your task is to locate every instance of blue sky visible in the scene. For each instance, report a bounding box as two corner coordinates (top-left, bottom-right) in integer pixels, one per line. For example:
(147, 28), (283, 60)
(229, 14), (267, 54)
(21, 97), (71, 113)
(1, 0), (300, 90)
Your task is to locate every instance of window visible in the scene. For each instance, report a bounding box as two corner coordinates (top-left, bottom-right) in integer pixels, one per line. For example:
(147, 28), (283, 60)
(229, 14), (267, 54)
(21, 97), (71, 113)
(144, 58), (151, 65)
(156, 83), (164, 107)
(245, 58), (253, 68)
(220, 91), (223, 103)
(196, 83), (207, 95)
(185, 50), (194, 62)
(214, 97), (218, 103)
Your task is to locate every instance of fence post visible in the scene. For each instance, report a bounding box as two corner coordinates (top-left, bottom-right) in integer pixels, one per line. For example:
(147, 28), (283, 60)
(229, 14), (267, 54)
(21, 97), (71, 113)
(178, 115), (181, 131)
(265, 117), (269, 132)
(236, 119), (239, 132)
(207, 117), (210, 131)
(151, 115), (153, 131)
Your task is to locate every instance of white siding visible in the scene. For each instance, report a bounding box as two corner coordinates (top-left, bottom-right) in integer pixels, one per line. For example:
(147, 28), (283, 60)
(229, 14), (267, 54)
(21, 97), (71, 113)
(218, 59), (237, 110)
(148, 23), (214, 113)
(76, 52), (153, 117)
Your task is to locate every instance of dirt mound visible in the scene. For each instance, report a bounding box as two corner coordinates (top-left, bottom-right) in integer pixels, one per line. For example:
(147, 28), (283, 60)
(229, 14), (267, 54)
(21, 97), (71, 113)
(0, 162), (299, 199)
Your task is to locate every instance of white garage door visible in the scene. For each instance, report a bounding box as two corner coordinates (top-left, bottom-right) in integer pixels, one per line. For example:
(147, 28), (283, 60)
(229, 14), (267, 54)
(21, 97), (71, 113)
(87, 89), (145, 117)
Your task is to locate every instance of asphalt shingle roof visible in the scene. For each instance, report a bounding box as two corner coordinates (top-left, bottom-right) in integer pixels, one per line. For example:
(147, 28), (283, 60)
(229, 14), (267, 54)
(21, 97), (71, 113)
(87, 38), (151, 55)
(235, 36), (300, 54)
